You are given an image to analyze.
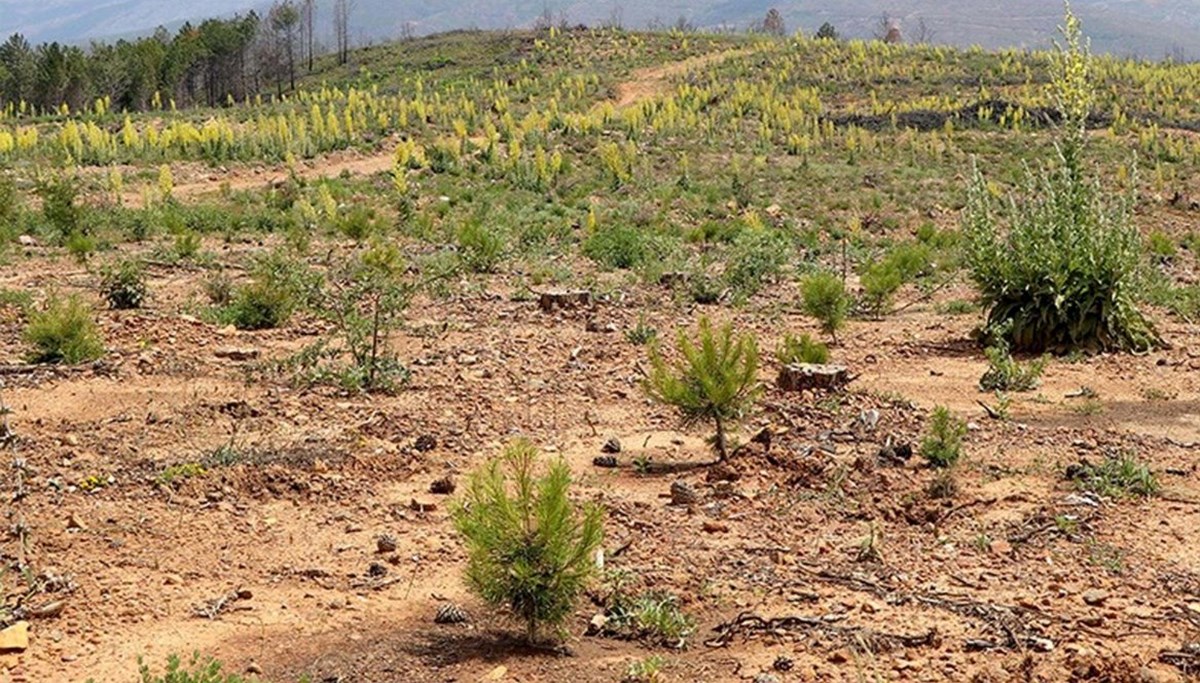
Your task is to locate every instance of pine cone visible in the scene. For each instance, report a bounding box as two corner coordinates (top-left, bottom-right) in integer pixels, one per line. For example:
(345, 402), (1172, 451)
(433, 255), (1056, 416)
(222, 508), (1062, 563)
(434, 602), (469, 624)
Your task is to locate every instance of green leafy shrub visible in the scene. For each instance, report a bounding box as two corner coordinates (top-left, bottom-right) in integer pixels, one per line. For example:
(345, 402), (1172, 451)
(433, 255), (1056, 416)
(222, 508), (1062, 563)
(100, 259), (148, 310)
(583, 225), (651, 270)
(24, 294), (105, 364)
(920, 406), (967, 469)
(221, 280), (295, 331)
(962, 8), (1156, 354)
(1069, 452), (1159, 499)
(451, 440), (604, 644)
(775, 332), (830, 365)
(457, 220), (505, 273)
(644, 317), (761, 460)
(979, 330), (1046, 392)
(800, 272), (850, 342)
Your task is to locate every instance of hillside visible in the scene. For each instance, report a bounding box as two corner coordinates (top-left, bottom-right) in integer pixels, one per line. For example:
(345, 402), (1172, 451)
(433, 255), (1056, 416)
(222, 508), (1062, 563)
(0, 0), (1196, 58)
(4, 20), (1200, 683)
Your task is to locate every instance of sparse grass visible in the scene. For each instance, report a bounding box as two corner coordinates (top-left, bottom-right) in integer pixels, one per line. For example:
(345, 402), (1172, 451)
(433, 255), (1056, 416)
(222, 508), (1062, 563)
(625, 316), (658, 346)
(157, 462), (207, 486)
(132, 653), (246, 683)
(623, 656), (667, 683)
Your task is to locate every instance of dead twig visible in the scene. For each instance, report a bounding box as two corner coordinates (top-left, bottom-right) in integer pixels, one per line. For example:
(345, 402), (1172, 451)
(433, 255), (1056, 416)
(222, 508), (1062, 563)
(706, 611), (939, 651)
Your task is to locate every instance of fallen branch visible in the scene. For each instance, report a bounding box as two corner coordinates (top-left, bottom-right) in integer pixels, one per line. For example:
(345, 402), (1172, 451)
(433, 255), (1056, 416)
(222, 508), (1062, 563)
(706, 611), (939, 651)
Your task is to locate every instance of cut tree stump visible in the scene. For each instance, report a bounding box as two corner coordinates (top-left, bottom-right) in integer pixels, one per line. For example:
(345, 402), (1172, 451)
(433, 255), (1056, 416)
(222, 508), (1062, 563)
(538, 290), (592, 313)
(777, 363), (852, 392)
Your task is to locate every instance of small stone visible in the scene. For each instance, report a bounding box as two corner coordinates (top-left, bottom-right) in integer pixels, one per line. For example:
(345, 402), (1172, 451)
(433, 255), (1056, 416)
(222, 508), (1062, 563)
(592, 455), (618, 468)
(413, 435), (437, 452)
(214, 348), (260, 361)
(429, 476), (456, 495)
(246, 663), (263, 675)
(754, 675), (780, 683)
(1140, 666), (1183, 683)
(1082, 589), (1109, 606)
(0, 622), (29, 652)
(17, 235), (38, 247)
(409, 499), (436, 513)
(588, 613), (608, 634)
(702, 520), (729, 534)
(367, 562), (387, 578)
(376, 535), (397, 553)
(601, 437), (622, 454)
(66, 513), (86, 531)
(828, 649), (850, 664)
(773, 655), (795, 672)
(486, 665), (508, 680)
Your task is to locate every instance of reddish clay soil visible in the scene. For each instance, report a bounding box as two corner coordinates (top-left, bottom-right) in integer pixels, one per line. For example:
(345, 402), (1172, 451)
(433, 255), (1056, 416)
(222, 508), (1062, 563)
(3, 230), (1200, 683)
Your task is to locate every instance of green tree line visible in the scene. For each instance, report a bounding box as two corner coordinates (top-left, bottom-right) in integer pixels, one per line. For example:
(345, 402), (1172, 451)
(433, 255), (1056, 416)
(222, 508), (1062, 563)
(0, 0), (318, 116)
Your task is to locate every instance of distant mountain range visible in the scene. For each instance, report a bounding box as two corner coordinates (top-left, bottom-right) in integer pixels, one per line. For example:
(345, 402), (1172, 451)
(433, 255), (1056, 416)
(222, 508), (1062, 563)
(1, 0), (1196, 60)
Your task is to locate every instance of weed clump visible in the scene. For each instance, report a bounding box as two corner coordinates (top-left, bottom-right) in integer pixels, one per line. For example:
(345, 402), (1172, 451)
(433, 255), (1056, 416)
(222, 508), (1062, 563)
(24, 294), (105, 364)
(451, 440), (604, 644)
(775, 332), (830, 365)
(979, 326), (1047, 392)
(962, 7), (1157, 353)
(1068, 452), (1159, 499)
(100, 259), (148, 310)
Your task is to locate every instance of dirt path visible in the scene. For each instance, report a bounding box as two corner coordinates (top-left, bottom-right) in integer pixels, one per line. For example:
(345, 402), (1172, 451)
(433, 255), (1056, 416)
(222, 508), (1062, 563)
(612, 48), (751, 108)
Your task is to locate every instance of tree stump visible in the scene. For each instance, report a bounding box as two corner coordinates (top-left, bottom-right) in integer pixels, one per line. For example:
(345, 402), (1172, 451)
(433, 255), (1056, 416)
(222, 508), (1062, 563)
(538, 290), (592, 313)
(777, 363), (851, 392)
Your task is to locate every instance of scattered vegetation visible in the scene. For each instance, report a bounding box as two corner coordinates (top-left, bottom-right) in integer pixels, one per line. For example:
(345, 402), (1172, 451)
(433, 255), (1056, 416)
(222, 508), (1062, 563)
(1069, 452), (1160, 499)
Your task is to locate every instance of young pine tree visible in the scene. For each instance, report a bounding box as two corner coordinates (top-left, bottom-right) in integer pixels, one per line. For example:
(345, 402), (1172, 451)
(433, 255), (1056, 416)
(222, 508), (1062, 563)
(452, 440), (604, 644)
(643, 317), (761, 461)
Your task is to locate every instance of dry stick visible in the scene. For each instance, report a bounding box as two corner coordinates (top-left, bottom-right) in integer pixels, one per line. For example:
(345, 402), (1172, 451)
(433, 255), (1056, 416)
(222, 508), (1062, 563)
(892, 275), (959, 315)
